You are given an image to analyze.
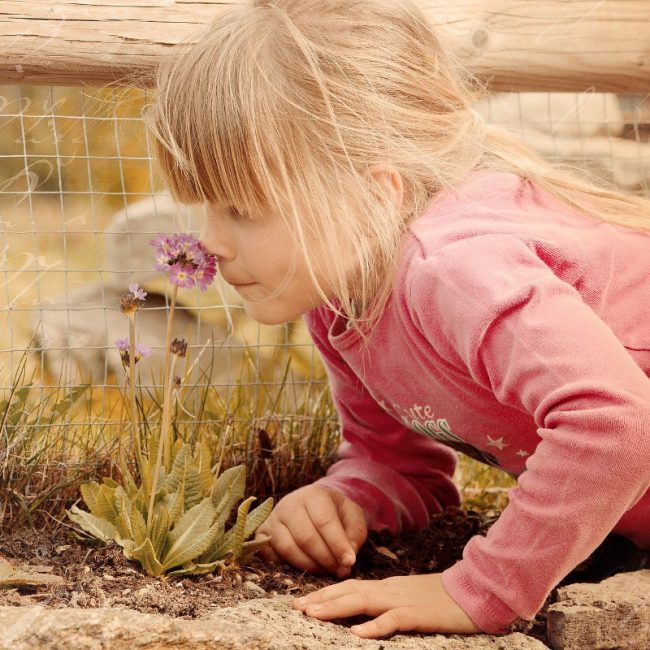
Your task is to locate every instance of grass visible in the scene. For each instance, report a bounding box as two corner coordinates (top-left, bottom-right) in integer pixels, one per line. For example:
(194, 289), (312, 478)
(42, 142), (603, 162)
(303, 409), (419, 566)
(1, 346), (513, 534)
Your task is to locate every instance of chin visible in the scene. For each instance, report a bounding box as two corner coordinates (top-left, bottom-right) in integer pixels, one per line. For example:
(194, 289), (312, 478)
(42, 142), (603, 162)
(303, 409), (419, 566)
(243, 303), (297, 326)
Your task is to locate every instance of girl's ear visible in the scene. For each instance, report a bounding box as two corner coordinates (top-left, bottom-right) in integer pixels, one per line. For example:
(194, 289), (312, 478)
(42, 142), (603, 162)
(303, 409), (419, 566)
(367, 163), (404, 212)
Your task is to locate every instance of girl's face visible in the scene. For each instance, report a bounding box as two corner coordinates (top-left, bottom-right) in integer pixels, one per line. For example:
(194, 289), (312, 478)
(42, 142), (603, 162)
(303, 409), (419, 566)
(201, 203), (344, 325)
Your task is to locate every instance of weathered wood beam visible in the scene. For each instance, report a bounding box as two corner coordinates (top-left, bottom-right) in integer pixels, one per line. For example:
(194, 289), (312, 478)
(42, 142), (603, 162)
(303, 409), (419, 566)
(0, 1), (649, 93)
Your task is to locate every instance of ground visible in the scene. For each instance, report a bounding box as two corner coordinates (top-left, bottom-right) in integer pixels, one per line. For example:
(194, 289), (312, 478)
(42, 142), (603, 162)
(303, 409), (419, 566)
(0, 507), (647, 647)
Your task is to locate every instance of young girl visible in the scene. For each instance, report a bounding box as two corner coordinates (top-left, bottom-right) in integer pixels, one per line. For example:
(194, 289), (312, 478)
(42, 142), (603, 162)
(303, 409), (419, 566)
(145, 0), (650, 638)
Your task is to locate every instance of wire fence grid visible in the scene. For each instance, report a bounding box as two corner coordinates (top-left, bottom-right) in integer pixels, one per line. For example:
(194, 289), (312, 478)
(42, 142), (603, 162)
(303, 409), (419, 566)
(1, 85), (649, 426)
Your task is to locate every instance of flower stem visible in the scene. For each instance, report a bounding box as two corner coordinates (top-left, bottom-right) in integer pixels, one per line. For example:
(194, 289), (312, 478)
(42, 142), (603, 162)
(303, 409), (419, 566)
(128, 314), (145, 479)
(161, 284), (178, 471)
(147, 353), (178, 533)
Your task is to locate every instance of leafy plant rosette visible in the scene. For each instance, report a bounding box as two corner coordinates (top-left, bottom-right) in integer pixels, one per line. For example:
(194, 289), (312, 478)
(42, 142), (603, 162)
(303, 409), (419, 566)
(67, 233), (273, 577)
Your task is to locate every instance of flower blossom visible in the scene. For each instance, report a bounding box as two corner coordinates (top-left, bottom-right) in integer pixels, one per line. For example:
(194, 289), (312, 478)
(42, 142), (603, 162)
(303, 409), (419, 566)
(150, 233), (217, 291)
(115, 338), (152, 366)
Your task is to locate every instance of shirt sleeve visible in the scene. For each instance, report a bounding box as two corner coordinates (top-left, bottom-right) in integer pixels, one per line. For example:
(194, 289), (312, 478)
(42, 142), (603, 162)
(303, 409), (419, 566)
(409, 234), (650, 633)
(303, 307), (460, 534)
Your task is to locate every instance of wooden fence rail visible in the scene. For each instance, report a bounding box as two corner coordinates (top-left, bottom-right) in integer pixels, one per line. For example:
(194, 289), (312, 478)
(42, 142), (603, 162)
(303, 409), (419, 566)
(0, 1), (649, 92)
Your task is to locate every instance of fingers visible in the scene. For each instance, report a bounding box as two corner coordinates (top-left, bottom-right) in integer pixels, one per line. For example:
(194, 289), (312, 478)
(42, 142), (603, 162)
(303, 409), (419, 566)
(351, 608), (416, 638)
(294, 575), (481, 637)
(337, 495), (368, 556)
(254, 485), (367, 577)
(265, 521), (324, 573)
(305, 491), (358, 570)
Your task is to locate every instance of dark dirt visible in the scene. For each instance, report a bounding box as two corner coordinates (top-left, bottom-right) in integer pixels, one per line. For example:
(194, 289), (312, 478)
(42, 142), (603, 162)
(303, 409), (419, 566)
(0, 506), (647, 647)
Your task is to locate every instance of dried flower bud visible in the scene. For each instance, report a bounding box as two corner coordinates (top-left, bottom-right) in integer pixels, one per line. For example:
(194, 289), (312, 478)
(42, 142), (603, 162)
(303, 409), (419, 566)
(170, 338), (187, 357)
(120, 292), (140, 314)
(119, 283), (147, 314)
(174, 375), (181, 388)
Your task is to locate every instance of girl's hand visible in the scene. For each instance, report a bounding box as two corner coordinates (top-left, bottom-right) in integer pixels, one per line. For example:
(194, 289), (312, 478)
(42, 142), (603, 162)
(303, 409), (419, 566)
(255, 484), (368, 577)
(293, 573), (481, 638)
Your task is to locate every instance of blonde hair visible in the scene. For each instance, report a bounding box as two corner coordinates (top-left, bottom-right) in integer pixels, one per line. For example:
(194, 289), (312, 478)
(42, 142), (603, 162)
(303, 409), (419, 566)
(145, 0), (650, 331)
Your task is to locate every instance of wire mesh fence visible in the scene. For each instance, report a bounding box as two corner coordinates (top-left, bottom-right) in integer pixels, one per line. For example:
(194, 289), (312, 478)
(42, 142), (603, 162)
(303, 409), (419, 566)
(1, 85), (649, 427)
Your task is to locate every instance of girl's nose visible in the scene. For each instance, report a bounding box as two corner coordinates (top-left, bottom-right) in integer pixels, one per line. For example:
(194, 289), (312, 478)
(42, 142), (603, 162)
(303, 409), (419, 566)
(200, 236), (235, 263)
(200, 222), (236, 262)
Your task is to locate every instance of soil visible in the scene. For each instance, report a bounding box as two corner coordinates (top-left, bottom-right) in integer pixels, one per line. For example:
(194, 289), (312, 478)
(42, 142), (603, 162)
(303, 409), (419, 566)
(1, 506), (647, 647)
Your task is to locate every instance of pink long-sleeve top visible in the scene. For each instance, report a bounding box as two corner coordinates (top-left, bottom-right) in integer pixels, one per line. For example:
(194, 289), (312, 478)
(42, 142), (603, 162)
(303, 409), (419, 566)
(306, 171), (650, 634)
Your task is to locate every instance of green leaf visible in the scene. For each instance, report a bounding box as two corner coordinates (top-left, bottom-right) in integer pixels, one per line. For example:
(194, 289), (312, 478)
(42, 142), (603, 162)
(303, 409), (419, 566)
(79, 481), (101, 514)
(230, 496), (255, 562)
(150, 505), (170, 559)
(67, 506), (117, 543)
(132, 538), (163, 577)
(163, 444), (202, 510)
(211, 466), (246, 519)
(163, 444), (189, 494)
(161, 519), (223, 572)
(164, 476), (186, 526)
(238, 535), (272, 565)
(161, 498), (215, 571)
(202, 527), (235, 564)
(93, 484), (119, 524)
(113, 489), (134, 540)
(130, 501), (147, 546)
(168, 559), (227, 577)
(244, 497), (273, 538)
(195, 441), (214, 496)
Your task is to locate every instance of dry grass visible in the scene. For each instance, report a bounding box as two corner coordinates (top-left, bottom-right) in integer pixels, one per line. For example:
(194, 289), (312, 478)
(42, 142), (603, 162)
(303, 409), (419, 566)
(1, 352), (511, 533)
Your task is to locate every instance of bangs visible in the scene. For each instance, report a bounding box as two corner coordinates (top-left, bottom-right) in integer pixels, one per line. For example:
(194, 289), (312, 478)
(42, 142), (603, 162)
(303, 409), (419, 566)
(146, 13), (289, 216)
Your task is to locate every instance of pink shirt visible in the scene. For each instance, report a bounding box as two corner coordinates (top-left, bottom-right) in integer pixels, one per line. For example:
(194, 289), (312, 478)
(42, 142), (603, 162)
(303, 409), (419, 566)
(306, 171), (650, 634)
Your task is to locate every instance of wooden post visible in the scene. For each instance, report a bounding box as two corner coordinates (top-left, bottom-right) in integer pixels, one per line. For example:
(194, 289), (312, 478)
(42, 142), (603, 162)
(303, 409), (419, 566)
(0, 1), (649, 92)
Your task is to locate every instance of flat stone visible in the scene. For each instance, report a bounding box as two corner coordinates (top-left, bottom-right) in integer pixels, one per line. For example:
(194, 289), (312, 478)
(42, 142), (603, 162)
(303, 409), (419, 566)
(0, 598), (550, 650)
(547, 569), (650, 649)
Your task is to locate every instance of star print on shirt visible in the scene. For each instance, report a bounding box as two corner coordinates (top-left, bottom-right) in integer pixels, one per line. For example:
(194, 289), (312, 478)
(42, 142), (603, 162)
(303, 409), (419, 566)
(486, 435), (509, 450)
(516, 449), (530, 457)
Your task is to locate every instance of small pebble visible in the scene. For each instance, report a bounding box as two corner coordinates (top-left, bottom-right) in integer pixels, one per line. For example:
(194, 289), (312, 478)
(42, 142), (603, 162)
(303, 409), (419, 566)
(242, 580), (266, 596)
(102, 573), (115, 581)
(55, 545), (71, 555)
(122, 588), (131, 596)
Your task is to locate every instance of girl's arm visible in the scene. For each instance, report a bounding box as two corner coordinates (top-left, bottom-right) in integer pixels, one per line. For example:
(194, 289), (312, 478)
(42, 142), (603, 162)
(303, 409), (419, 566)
(305, 307), (461, 534)
(410, 234), (650, 633)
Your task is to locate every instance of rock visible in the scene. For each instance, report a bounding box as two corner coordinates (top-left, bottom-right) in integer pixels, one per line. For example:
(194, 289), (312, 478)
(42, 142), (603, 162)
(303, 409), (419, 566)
(0, 605), (272, 650)
(0, 597), (550, 649)
(547, 569), (650, 649)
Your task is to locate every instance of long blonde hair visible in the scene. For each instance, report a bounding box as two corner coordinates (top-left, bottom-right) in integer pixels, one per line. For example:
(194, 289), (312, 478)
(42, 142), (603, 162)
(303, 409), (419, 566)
(145, 0), (650, 330)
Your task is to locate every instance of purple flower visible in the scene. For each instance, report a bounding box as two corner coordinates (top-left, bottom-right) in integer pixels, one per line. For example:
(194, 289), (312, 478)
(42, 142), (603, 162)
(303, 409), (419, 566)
(115, 338), (129, 352)
(135, 342), (152, 358)
(150, 233), (217, 290)
(115, 338), (152, 366)
(168, 263), (195, 289)
(128, 283), (147, 301)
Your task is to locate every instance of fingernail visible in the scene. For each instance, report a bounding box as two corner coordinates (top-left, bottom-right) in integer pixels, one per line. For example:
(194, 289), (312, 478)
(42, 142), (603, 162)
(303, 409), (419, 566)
(294, 597), (307, 607)
(342, 552), (355, 566)
(308, 604), (323, 612)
